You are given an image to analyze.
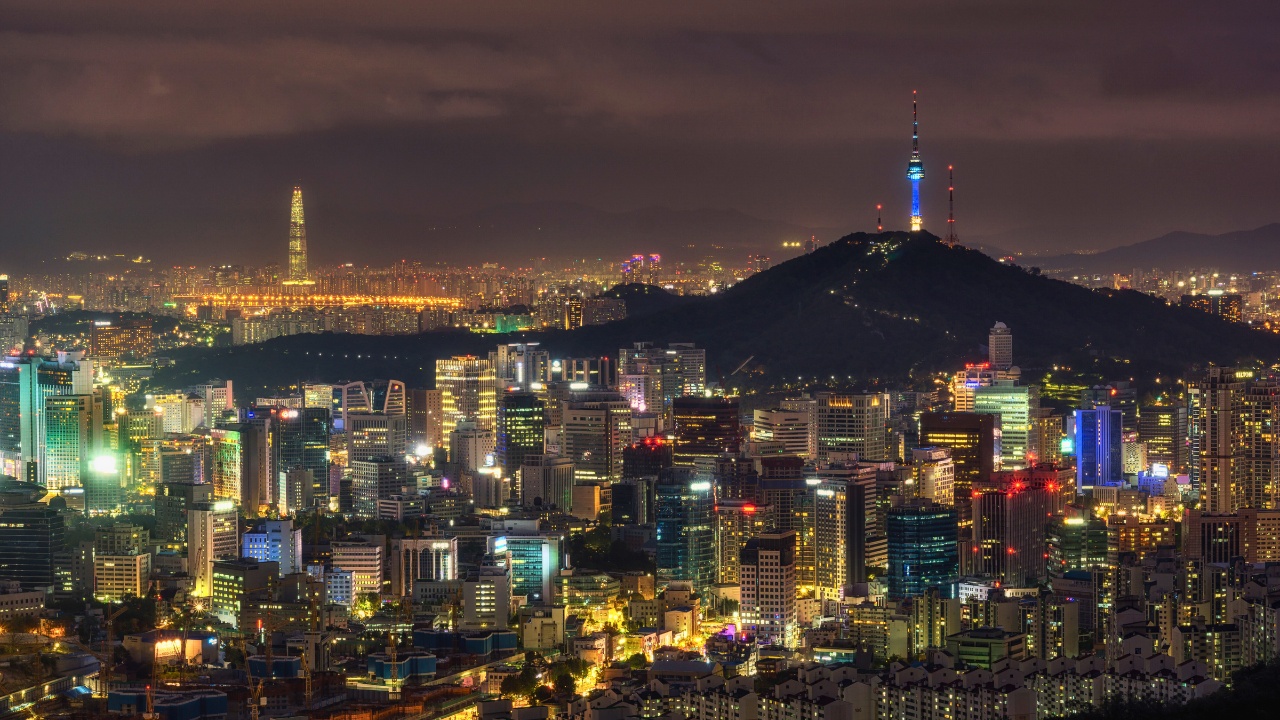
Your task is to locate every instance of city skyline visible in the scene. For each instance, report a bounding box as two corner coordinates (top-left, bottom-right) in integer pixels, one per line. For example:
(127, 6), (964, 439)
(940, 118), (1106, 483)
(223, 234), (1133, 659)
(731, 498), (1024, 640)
(3, 1), (1280, 270)
(5, 6), (1280, 719)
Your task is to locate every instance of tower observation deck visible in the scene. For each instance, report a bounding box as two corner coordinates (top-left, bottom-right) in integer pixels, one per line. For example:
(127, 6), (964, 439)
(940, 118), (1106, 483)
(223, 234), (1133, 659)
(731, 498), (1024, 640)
(907, 91), (925, 232)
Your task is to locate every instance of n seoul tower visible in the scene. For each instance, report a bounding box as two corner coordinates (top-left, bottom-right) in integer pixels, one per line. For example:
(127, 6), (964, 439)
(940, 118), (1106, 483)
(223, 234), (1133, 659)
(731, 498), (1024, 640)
(906, 91), (925, 232)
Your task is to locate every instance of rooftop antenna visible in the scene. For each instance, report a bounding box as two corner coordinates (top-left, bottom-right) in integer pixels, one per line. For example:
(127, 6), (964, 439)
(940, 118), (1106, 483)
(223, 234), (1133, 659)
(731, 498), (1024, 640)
(944, 165), (959, 247)
(876, 204), (883, 232)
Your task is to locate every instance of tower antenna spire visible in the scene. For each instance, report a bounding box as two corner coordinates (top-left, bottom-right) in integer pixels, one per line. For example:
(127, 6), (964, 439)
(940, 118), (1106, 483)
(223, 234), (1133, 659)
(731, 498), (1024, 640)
(876, 204), (883, 232)
(906, 91), (925, 232)
(944, 165), (959, 247)
(913, 91), (919, 153)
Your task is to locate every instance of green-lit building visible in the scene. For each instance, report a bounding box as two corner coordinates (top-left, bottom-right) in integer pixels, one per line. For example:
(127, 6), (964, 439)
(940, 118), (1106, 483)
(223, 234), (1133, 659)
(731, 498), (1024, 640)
(974, 384), (1040, 468)
(496, 392), (544, 478)
(42, 394), (99, 491)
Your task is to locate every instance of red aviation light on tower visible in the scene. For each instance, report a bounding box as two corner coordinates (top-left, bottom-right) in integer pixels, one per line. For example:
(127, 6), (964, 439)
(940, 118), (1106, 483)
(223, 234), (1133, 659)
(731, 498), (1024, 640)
(876, 204), (883, 232)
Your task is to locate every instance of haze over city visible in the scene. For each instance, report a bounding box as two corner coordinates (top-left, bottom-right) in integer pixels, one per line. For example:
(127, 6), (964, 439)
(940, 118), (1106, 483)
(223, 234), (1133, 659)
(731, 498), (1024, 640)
(4, 1), (1280, 269)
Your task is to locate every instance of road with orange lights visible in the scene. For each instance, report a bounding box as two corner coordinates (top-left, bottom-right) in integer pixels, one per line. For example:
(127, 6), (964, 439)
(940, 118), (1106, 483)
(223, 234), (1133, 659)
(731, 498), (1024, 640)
(186, 293), (463, 310)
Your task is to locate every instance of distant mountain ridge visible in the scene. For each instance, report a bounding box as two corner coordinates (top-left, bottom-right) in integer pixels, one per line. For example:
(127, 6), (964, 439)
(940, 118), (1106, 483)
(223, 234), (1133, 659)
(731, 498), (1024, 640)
(423, 201), (838, 262)
(1029, 223), (1280, 274)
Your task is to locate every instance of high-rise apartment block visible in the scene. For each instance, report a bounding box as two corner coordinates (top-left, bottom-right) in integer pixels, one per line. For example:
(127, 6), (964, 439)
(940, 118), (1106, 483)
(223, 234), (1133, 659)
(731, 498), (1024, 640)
(1195, 367), (1245, 513)
(740, 531), (797, 648)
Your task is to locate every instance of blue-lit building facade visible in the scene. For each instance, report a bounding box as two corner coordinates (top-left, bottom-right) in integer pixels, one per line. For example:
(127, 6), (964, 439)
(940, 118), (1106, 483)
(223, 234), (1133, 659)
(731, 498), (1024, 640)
(886, 500), (958, 599)
(1074, 406), (1123, 488)
(655, 467), (717, 593)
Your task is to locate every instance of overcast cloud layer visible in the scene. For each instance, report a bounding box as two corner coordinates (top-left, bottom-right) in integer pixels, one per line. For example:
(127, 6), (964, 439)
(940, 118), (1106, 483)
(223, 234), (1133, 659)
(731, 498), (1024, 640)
(2, 0), (1279, 268)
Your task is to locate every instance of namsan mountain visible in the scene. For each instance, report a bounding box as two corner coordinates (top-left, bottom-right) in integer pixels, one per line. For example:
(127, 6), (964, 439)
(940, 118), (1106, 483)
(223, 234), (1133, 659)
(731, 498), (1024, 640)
(151, 231), (1280, 399)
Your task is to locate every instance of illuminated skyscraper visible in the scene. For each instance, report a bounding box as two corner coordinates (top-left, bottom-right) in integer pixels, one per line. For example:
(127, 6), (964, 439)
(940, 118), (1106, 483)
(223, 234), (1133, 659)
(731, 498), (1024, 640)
(655, 467), (717, 593)
(41, 394), (100, 490)
(435, 356), (497, 450)
(1241, 379), (1280, 510)
(1195, 367), (1245, 513)
(886, 499), (959, 599)
(716, 499), (776, 585)
(988, 322), (1013, 371)
(907, 91), (925, 232)
(1074, 406), (1123, 488)
(919, 412), (999, 499)
(1138, 404), (1188, 473)
(740, 531), (797, 648)
(813, 464), (878, 598)
(284, 186), (313, 285)
(0, 482), (65, 588)
(672, 396), (741, 466)
(970, 473), (1058, 586)
(496, 391), (545, 478)
(562, 389), (632, 482)
(815, 392), (890, 461)
(974, 385), (1040, 468)
(263, 406), (331, 506)
(752, 408), (812, 458)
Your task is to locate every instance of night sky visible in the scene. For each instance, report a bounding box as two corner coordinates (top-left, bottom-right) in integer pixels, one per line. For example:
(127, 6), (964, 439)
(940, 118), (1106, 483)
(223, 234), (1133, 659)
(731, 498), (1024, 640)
(2, 1), (1279, 270)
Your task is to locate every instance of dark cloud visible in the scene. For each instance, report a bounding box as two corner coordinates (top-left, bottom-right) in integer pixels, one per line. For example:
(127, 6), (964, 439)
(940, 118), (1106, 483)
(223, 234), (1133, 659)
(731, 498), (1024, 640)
(1, 0), (1279, 266)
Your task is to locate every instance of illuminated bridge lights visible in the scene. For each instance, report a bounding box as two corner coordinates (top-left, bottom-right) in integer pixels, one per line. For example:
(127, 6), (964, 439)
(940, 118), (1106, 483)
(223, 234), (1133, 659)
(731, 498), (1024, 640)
(193, 293), (463, 309)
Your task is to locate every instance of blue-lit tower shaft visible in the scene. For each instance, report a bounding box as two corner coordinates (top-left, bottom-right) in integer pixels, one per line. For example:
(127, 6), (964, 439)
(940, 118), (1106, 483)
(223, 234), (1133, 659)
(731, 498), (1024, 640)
(907, 91), (925, 232)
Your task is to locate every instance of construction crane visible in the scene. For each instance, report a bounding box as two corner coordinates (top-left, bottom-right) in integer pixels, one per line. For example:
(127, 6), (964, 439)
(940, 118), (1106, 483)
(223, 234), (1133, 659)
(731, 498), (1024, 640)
(302, 571), (323, 713)
(142, 657), (159, 720)
(387, 598), (411, 701)
(98, 606), (129, 697)
(245, 654), (266, 720)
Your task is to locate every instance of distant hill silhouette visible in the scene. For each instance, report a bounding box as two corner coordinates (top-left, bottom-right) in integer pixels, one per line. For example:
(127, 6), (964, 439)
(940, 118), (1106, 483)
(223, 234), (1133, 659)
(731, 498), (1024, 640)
(150, 231), (1280, 400)
(598, 284), (692, 318)
(1033, 223), (1280, 274)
